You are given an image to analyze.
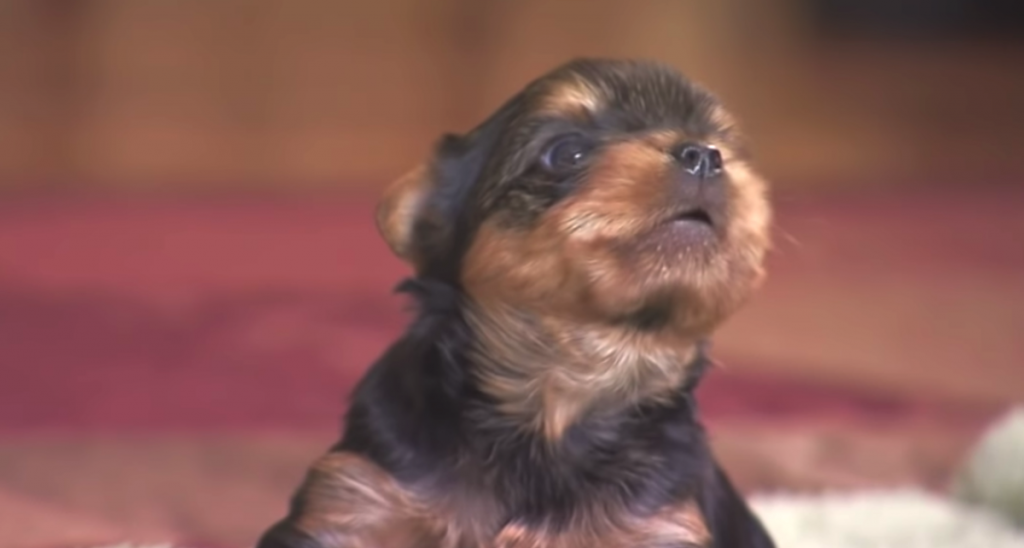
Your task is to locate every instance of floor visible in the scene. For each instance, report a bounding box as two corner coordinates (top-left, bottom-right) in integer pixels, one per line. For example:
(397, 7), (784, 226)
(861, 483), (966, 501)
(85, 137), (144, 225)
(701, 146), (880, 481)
(0, 182), (1021, 548)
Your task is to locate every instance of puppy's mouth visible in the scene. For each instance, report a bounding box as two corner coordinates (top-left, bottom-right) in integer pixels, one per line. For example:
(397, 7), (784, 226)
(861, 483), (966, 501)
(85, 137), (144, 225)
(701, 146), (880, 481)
(651, 205), (720, 246)
(671, 208), (714, 227)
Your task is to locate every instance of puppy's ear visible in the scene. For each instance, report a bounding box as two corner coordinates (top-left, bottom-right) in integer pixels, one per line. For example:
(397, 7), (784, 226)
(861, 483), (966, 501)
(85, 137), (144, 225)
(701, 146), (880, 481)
(376, 97), (519, 275)
(375, 132), (478, 274)
(376, 163), (436, 268)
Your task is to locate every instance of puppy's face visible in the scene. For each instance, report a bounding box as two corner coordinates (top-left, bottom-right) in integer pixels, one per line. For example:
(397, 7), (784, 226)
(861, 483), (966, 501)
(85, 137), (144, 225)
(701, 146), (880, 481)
(379, 59), (770, 340)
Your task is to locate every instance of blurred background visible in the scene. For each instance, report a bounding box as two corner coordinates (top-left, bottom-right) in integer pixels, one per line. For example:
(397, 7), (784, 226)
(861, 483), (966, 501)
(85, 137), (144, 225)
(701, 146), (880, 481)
(0, 1), (1022, 547)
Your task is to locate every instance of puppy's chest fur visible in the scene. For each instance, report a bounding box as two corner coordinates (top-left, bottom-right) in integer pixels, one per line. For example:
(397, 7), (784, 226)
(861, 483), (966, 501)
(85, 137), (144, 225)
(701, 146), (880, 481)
(302, 364), (717, 547)
(488, 503), (709, 548)
(293, 293), (719, 547)
(293, 449), (710, 548)
(446, 495), (711, 548)
(453, 402), (712, 547)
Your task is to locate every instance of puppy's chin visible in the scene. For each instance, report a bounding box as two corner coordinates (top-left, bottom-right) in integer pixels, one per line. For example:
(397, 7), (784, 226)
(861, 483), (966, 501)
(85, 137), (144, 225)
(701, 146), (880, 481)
(572, 223), (765, 338)
(577, 163), (771, 334)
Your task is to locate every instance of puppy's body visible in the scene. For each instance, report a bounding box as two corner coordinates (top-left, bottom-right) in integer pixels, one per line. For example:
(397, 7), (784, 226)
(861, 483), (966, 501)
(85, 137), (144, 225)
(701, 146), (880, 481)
(258, 59), (775, 548)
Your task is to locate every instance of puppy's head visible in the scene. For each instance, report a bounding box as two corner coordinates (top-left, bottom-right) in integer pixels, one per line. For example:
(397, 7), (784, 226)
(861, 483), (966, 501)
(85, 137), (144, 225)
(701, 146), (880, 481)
(379, 58), (770, 341)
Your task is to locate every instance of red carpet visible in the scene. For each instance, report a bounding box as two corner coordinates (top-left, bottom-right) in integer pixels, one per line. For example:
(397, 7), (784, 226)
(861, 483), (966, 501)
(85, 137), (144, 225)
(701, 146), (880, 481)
(0, 185), (1019, 547)
(0, 191), (1007, 434)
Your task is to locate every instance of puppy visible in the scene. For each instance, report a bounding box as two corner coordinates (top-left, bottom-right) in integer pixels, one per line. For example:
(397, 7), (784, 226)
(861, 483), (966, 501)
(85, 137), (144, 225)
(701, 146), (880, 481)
(257, 58), (774, 548)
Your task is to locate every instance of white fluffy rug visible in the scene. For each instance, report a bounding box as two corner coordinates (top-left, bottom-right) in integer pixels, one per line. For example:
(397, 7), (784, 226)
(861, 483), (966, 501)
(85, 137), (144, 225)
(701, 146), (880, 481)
(752, 406), (1024, 548)
(955, 406), (1024, 528)
(753, 489), (1024, 548)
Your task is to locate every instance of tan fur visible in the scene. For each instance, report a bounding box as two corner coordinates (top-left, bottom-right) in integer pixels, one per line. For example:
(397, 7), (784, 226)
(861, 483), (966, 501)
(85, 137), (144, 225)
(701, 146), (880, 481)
(645, 499), (712, 547)
(288, 452), (710, 548)
(465, 303), (698, 440)
(461, 133), (770, 438)
(537, 76), (603, 117)
(493, 499), (710, 548)
(376, 164), (432, 267)
(290, 452), (463, 548)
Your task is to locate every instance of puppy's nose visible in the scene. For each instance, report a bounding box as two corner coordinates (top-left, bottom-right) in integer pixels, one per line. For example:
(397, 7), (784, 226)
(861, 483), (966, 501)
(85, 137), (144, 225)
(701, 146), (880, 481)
(671, 143), (723, 179)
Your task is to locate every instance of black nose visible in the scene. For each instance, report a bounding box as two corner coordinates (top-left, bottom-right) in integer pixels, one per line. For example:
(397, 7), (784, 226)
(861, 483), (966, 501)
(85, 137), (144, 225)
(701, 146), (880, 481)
(671, 143), (723, 179)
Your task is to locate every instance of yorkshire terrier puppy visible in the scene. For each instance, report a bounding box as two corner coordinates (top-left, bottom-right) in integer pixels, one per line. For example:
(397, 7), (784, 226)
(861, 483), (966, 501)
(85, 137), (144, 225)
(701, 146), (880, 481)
(257, 58), (774, 548)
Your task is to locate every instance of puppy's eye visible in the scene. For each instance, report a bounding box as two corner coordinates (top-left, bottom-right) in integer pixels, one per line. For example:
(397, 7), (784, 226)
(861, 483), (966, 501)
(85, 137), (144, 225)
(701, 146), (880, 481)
(540, 135), (593, 174)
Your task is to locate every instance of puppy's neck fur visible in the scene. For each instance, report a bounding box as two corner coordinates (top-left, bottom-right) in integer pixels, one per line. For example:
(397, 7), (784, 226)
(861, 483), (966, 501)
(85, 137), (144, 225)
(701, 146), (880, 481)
(463, 298), (703, 441)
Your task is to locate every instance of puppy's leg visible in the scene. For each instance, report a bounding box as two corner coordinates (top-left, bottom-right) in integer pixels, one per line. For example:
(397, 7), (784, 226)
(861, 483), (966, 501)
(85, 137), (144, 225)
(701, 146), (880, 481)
(256, 452), (442, 548)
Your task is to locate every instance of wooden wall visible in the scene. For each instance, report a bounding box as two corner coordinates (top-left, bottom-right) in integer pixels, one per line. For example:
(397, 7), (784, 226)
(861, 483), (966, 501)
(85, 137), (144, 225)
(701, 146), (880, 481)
(1, 0), (1022, 193)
